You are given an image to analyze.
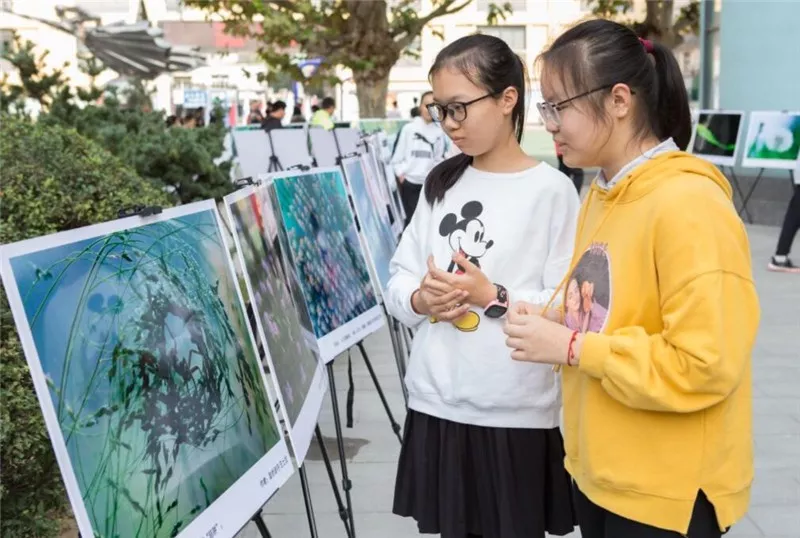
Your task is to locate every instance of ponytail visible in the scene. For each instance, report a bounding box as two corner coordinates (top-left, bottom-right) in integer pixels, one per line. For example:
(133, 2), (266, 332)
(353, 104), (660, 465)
(512, 53), (527, 143)
(539, 19), (693, 150)
(649, 41), (691, 150)
(424, 153), (473, 205)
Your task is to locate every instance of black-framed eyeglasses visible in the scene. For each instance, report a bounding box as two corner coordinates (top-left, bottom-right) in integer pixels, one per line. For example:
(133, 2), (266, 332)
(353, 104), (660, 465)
(427, 92), (498, 123)
(536, 84), (617, 127)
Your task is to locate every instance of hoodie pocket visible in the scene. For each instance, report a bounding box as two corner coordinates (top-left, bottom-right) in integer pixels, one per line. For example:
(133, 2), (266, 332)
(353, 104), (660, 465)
(579, 385), (703, 499)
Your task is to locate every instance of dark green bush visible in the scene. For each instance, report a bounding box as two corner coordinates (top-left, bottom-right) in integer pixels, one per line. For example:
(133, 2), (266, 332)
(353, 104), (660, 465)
(0, 116), (170, 537)
(43, 93), (235, 205)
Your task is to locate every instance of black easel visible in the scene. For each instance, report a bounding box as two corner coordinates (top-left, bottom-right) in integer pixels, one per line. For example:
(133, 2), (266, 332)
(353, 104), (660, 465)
(251, 509), (273, 537)
(384, 306), (409, 406)
(266, 129), (283, 173)
(354, 340), (403, 442)
(325, 360), (358, 537)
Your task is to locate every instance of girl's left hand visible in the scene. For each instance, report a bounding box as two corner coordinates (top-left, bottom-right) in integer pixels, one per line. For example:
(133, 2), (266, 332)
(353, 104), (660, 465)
(503, 303), (578, 365)
(426, 253), (496, 308)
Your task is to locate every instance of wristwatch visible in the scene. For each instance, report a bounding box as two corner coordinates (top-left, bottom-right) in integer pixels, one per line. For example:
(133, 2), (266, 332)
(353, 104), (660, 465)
(483, 283), (509, 319)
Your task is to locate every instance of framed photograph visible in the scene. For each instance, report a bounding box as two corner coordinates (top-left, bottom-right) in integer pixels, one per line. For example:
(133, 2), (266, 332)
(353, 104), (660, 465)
(340, 156), (397, 296)
(269, 168), (384, 362)
(742, 110), (800, 170)
(224, 186), (327, 464)
(689, 110), (744, 166)
(0, 201), (293, 538)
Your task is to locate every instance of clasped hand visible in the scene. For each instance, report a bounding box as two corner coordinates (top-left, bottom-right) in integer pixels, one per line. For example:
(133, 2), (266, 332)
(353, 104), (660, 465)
(412, 253), (495, 322)
(502, 301), (575, 365)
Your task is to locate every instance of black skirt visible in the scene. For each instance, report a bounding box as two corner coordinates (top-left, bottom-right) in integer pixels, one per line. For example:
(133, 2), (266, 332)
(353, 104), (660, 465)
(393, 410), (577, 538)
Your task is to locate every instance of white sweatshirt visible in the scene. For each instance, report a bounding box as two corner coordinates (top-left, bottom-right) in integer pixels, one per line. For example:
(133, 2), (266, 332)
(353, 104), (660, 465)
(390, 117), (448, 185)
(385, 163), (580, 428)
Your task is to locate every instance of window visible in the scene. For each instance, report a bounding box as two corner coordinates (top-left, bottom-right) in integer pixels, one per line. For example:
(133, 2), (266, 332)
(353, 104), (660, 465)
(211, 74), (229, 88)
(477, 25), (526, 64)
(0, 0), (13, 12)
(477, 0), (526, 12)
(396, 35), (422, 67)
(389, 0), (422, 10)
(0, 29), (12, 55)
(74, 1), (130, 15)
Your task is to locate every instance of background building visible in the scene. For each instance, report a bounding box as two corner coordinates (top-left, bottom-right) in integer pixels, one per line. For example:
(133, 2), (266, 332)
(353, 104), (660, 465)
(371, 0), (592, 121)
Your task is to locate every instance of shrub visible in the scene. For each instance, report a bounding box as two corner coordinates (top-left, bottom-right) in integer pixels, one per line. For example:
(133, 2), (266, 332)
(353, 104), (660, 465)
(0, 116), (170, 537)
(43, 93), (235, 205)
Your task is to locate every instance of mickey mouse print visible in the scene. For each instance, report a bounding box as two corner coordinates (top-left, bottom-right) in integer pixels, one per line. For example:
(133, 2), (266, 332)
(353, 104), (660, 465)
(435, 201), (494, 332)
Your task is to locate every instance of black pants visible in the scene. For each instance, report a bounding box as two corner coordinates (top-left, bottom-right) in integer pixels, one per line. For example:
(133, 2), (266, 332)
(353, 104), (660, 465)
(557, 155), (585, 194)
(399, 180), (423, 228)
(776, 183), (800, 256)
(575, 486), (723, 538)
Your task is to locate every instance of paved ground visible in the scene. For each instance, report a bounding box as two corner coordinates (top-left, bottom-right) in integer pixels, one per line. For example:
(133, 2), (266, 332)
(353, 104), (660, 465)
(239, 225), (799, 538)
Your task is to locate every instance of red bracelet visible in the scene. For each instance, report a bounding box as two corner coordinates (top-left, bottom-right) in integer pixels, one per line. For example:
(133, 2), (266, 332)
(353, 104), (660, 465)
(566, 330), (579, 367)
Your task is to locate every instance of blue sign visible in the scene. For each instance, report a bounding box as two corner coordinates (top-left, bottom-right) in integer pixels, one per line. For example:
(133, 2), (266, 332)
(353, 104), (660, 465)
(183, 89), (208, 108)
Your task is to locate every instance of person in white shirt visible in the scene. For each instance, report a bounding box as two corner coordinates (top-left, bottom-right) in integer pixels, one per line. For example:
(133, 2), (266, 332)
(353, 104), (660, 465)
(391, 91), (448, 226)
(385, 33), (580, 538)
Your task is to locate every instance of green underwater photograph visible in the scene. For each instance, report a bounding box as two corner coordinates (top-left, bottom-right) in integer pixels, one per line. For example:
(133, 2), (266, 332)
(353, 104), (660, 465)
(1, 203), (290, 538)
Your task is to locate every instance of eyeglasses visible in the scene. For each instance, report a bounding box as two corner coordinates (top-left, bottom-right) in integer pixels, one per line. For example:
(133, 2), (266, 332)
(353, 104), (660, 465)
(426, 92), (498, 123)
(536, 85), (615, 127)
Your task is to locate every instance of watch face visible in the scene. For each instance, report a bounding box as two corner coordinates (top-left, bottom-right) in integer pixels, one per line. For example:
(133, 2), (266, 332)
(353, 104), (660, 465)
(495, 284), (508, 303)
(485, 304), (507, 318)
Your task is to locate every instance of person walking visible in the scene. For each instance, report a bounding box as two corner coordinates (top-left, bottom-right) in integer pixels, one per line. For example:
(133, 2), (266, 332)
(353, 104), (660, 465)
(768, 175), (800, 273)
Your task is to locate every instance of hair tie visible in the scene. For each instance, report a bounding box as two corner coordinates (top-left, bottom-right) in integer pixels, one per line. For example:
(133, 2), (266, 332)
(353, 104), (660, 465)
(638, 37), (655, 54)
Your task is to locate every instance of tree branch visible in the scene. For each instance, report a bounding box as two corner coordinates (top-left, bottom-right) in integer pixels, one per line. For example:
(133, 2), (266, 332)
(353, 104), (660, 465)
(392, 0), (471, 47)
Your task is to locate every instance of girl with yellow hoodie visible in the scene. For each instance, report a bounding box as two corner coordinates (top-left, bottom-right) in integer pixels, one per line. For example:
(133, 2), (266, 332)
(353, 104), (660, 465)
(502, 19), (760, 538)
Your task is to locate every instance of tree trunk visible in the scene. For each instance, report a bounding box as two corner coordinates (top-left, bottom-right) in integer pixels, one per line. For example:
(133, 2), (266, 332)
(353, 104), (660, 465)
(354, 70), (389, 118)
(645, 0), (677, 46)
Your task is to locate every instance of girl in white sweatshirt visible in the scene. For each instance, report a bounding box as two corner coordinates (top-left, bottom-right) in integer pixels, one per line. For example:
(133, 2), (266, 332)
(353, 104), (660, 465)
(386, 34), (580, 538)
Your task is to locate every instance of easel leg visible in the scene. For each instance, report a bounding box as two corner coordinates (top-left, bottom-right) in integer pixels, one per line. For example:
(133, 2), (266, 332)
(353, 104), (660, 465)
(386, 315), (409, 407)
(404, 327), (414, 349)
(327, 362), (358, 537)
(252, 509), (272, 538)
(315, 425), (354, 538)
(298, 464), (320, 538)
(356, 341), (403, 443)
(726, 166), (751, 222)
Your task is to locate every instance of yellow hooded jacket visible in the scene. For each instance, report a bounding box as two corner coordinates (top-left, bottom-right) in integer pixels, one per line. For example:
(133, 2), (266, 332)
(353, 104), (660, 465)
(561, 151), (760, 534)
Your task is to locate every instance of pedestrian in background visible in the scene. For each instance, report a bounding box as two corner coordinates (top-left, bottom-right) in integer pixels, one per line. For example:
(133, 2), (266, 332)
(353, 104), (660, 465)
(391, 91), (448, 226)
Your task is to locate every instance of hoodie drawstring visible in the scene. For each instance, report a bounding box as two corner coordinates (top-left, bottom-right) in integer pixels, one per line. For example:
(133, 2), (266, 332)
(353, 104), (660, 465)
(537, 181), (633, 372)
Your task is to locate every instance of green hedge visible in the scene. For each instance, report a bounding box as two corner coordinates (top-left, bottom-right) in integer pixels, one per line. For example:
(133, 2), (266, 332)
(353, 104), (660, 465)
(0, 116), (170, 537)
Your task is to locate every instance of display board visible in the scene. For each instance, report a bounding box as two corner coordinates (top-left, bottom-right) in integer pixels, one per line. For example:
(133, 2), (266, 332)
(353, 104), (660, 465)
(224, 186), (327, 464)
(270, 128), (314, 170)
(268, 168), (384, 362)
(689, 110), (744, 166)
(0, 201), (293, 538)
(232, 129), (273, 178)
(742, 111), (800, 170)
(309, 128), (340, 168)
(334, 128), (362, 157)
(341, 156), (397, 295)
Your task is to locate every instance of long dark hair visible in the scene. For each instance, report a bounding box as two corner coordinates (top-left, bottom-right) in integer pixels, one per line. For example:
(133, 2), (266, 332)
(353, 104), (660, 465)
(424, 34), (528, 205)
(538, 19), (691, 152)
